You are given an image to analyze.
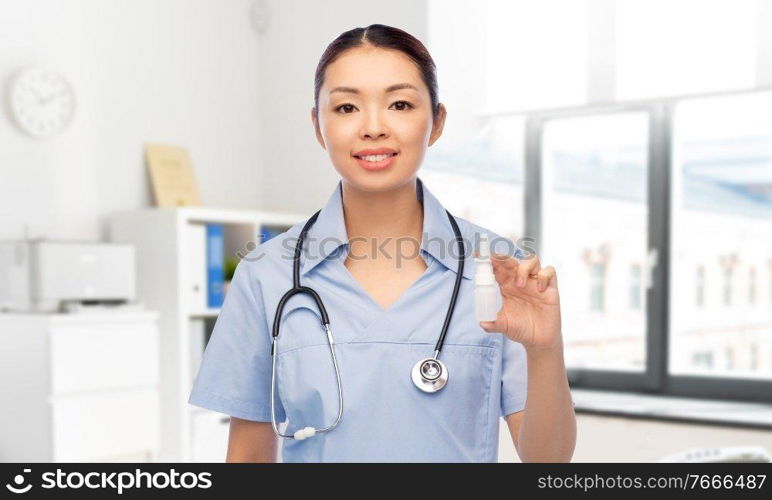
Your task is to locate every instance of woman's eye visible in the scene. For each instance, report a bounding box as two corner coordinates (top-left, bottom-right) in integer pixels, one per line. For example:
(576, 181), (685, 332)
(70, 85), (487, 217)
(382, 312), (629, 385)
(335, 104), (356, 114)
(391, 100), (413, 111)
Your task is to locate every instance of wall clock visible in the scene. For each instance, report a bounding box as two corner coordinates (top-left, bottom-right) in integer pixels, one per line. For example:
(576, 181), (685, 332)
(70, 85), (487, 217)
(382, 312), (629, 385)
(9, 67), (76, 138)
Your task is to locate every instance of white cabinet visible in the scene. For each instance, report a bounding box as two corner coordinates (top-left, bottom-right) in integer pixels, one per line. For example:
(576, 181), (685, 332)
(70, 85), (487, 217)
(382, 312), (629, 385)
(0, 312), (160, 462)
(190, 410), (230, 462)
(51, 389), (159, 461)
(49, 322), (158, 394)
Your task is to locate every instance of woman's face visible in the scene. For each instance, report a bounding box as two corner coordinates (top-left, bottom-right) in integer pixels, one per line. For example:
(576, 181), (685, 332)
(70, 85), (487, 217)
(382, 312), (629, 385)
(312, 45), (446, 192)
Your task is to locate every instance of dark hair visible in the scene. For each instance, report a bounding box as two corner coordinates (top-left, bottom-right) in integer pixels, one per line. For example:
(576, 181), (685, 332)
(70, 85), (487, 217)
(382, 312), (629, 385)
(313, 24), (440, 120)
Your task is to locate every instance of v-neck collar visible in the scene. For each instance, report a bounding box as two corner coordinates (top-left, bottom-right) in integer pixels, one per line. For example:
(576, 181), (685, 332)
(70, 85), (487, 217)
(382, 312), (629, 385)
(332, 246), (441, 315)
(300, 176), (472, 280)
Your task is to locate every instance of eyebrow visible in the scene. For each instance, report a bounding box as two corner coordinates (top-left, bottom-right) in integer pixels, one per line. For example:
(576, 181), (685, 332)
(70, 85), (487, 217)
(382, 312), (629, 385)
(329, 83), (419, 95)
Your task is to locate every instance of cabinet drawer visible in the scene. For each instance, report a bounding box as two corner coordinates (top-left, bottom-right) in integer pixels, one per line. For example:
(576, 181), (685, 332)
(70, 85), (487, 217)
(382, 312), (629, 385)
(49, 322), (158, 394)
(52, 389), (159, 461)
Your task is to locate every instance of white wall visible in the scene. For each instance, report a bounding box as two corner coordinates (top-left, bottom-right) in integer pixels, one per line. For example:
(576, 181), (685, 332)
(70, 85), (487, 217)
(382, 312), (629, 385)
(256, 0), (428, 215)
(0, 0), (263, 241)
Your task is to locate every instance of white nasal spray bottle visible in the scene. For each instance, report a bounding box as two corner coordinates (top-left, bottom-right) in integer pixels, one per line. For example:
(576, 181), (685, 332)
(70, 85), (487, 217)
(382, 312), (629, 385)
(474, 232), (499, 322)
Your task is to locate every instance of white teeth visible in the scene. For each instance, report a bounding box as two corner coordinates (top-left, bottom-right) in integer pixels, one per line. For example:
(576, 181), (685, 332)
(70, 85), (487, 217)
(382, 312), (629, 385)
(359, 153), (394, 162)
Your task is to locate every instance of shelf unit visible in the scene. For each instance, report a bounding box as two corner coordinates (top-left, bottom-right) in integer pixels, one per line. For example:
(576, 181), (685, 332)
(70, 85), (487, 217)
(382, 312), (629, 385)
(108, 206), (305, 461)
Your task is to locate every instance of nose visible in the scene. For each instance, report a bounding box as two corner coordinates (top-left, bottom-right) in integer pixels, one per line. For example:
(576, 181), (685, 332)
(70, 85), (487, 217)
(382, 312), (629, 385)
(360, 108), (388, 140)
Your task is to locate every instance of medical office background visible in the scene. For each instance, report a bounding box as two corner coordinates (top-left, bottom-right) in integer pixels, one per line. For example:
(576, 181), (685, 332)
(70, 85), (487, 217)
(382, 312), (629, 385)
(1, 0), (771, 463)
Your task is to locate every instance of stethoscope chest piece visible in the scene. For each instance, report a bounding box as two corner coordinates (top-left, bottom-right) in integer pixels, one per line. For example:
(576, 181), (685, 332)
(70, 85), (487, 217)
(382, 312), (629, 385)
(411, 357), (449, 393)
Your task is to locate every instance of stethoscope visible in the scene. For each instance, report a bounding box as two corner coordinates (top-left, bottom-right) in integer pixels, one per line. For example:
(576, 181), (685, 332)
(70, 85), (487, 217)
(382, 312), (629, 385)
(269, 183), (466, 440)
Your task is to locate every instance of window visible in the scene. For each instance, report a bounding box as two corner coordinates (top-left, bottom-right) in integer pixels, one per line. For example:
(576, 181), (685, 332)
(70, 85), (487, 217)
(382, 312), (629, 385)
(540, 111), (649, 372)
(695, 266), (705, 308)
(669, 92), (772, 381)
(692, 351), (714, 369)
(590, 262), (606, 313)
(530, 93), (772, 395)
(630, 264), (642, 309)
(722, 266), (734, 307)
(725, 347), (736, 370)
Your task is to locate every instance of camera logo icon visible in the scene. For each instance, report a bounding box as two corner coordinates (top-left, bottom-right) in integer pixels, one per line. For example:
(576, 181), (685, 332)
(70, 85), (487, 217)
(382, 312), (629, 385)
(5, 469), (32, 494)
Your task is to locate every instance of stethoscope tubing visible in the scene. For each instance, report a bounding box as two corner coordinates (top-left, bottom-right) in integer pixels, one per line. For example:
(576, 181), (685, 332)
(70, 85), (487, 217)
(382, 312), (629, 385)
(432, 210), (465, 356)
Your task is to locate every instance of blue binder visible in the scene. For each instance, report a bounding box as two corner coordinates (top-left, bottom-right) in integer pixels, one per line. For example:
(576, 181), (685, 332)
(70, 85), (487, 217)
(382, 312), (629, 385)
(259, 224), (286, 243)
(206, 224), (224, 308)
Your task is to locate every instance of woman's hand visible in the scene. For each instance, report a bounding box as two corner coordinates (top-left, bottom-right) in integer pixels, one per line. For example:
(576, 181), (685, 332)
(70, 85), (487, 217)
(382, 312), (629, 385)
(477, 251), (563, 353)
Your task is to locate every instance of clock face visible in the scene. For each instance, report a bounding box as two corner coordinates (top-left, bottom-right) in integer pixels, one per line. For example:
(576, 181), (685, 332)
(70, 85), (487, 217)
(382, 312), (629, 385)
(9, 68), (76, 138)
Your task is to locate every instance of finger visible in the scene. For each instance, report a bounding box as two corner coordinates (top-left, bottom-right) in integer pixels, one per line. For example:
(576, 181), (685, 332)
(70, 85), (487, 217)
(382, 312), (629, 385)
(491, 254), (521, 281)
(491, 251), (517, 265)
(536, 265), (554, 292)
(490, 253), (519, 287)
(516, 254), (541, 288)
(545, 265), (558, 289)
(537, 265), (558, 292)
(491, 257), (517, 288)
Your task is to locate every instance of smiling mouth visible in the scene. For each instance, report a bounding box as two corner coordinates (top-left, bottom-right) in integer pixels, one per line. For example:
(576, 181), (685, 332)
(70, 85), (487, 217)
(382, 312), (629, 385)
(353, 152), (399, 161)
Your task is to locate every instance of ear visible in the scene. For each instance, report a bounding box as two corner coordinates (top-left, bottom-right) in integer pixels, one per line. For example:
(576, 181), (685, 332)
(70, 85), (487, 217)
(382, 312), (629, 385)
(311, 107), (326, 150)
(428, 103), (447, 147)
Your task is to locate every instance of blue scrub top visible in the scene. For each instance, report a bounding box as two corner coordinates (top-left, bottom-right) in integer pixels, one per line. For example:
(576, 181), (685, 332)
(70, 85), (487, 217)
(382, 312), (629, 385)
(188, 176), (529, 462)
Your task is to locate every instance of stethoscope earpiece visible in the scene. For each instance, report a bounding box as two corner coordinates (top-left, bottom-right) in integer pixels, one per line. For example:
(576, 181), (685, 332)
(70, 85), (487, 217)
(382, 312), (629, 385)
(293, 426), (317, 440)
(411, 357), (449, 393)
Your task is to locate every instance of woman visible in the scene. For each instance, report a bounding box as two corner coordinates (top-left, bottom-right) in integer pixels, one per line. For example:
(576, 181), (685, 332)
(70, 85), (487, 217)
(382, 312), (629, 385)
(189, 24), (576, 462)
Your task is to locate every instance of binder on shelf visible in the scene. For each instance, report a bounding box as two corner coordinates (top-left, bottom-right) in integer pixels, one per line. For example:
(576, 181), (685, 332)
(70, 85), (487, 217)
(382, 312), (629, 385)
(259, 224), (290, 244)
(206, 224), (224, 308)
